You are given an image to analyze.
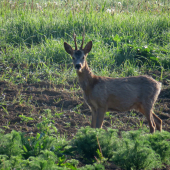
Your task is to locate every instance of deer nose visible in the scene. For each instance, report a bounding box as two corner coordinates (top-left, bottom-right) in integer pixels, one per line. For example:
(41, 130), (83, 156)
(75, 64), (81, 70)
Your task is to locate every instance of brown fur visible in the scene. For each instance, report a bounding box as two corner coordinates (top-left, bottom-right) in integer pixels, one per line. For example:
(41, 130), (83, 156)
(64, 34), (162, 133)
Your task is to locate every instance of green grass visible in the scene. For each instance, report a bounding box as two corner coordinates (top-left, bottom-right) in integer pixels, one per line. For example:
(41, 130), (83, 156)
(0, 0), (170, 86)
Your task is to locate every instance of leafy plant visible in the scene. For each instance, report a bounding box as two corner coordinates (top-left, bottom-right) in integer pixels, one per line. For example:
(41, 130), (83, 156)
(147, 131), (170, 164)
(111, 138), (162, 170)
(19, 115), (34, 125)
(36, 109), (57, 134)
(78, 163), (105, 170)
(111, 130), (168, 170)
(71, 127), (120, 162)
(0, 131), (23, 158)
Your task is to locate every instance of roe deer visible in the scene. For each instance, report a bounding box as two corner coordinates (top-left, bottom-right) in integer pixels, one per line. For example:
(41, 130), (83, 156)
(64, 32), (162, 133)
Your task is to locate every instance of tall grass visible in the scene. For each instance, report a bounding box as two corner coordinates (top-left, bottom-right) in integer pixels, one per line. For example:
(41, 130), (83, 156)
(0, 0), (170, 85)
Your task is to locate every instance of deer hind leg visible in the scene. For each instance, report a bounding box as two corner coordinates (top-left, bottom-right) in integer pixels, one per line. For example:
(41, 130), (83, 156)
(145, 110), (156, 133)
(139, 104), (156, 133)
(152, 112), (162, 131)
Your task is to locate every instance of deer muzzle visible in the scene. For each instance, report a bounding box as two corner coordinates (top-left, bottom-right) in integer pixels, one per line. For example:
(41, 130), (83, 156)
(75, 64), (82, 70)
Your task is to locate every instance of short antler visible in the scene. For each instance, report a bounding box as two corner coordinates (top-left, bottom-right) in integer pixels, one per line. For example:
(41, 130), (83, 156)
(73, 32), (78, 50)
(80, 28), (85, 50)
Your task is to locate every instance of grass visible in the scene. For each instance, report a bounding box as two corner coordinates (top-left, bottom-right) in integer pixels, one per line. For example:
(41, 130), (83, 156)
(1, 0), (170, 86)
(0, 0), (170, 169)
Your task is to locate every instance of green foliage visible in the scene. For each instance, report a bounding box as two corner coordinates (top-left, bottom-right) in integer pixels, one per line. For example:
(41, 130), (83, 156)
(65, 159), (79, 169)
(19, 114), (34, 124)
(27, 150), (59, 170)
(71, 127), (170, 169)
(71, 127), (100, 161)
(71, 127), (119, 161)
(0, 129), (69, 169)
(112, 130), (162, 170)
(36, 109), (58, 134)
(0, 127), (170, 169)
(78, 163), (105, 170)
(0, 130), (23, 157)
(0, 0), (169, 85)
(147, 131), (170, 164)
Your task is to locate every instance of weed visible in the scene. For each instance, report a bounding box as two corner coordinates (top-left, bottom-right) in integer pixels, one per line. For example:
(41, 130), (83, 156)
(72, 103), (83, 114)
(19, 115), (34, 125)
(2, 106), (9, 115)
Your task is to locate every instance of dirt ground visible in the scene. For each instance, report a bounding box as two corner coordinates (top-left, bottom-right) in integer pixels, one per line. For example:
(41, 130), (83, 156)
(0, 71), (170, 136)
(0, 70), (170, 169)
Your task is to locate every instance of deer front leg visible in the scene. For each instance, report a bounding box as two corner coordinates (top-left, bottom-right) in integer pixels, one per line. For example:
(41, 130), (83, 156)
(91, 108), (105, 128)
(95, 108), (106, 128)
(91, 113), (97, 128)
(89, 105), (97, 128)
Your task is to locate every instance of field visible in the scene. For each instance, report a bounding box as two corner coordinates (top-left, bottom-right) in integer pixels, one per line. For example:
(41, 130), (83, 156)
(0, 0), (170, 169)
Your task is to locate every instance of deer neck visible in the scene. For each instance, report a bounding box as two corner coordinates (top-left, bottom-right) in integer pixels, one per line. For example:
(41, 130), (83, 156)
(77, 61), (96, 92)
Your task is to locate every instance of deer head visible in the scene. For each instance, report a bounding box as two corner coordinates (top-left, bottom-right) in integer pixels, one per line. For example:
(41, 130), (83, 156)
(64, 32), (92, 72)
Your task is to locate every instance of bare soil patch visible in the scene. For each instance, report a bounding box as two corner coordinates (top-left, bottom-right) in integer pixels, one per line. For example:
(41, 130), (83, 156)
(0, 73), (170, 137)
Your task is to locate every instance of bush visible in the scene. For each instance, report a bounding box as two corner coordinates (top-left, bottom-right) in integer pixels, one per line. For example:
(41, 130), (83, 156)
(147, 131), (170, 164)
(0, 130), (69, 169)
(72, 127), (170, 169)
(111, 138), (162, 170)
(71, 127), (119, 162)
(111, 130), (167, 170)
(78, 163), (105, 170)
(0, 127), (170, 170)
(0, 130), (23, 157)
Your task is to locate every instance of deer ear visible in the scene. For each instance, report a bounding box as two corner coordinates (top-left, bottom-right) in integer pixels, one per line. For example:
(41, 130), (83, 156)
(64, 42), (73, 55)
(83, 41), (92, 54)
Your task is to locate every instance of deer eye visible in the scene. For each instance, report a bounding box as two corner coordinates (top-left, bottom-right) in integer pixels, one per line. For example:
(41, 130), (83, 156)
(82, 56), (84, 60)
(73, 57), (75, 60)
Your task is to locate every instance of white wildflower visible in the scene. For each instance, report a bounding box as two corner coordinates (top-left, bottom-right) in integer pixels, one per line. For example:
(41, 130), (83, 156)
(54, 2), (57, 6)
(118, 2), (122, 6)
(106, 8), (115, 13)
(106, 9), (111, 13)
(29, 132), (33, 135)
(11, 4), (15, 9)
(38, 5), (42, 10)
(36, 3), (43, 11)
(36, 3), (39, 8)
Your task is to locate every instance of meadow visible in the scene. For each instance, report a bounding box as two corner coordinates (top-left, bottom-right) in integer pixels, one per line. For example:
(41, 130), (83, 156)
(0, 0), (170, 169)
